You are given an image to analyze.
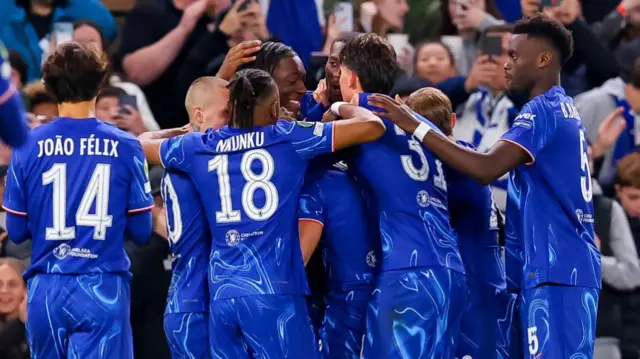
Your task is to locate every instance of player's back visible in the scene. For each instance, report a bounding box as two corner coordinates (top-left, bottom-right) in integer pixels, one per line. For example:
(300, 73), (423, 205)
(350, 93), (463, 273)
(448, 141), (505, 289)
(7, 117), (150, 279)
(500, 86), (600, 290)
(160, 119), (335, 301)
(301, 167), (377, 295)
(162, 171), (210, 313)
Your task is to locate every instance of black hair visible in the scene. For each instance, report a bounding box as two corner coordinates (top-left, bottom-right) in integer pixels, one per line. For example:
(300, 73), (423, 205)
(244, 42), (298, 76)
(227, 69), (276, 130)
(42, 41), (109, 103)
(73, 19), (107, 49)
(631, 57), (640, 88)
(96, 86), (123, 102)
(513, 13), (574, 65)
(339, 33), (398, 94)
(8, 50), (28, 86)
(29, 91), (56, 110)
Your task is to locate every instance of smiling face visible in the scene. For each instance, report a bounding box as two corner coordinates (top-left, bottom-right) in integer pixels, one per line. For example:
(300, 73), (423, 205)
(271, 55), (306, 116)
(0, 264), (25, 317)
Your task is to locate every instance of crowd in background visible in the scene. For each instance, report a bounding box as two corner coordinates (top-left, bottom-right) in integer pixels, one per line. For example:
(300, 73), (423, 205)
(0, 0), (640, 358)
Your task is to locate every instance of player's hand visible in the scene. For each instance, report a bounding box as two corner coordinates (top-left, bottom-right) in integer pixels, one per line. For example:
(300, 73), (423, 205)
(465, 55), (497, 91)
(178, 0), (213, 33)
(521, 0), (542, 17)
(279, 107), (296, 121)
(367, 94), (420, 134)
(116, 106), (148, 136)
(284, 100), (301, 119)
(218, 0), (258, 36)
(592, 107), (626, 158)
(313, 79), (329, 107)
(594, 235), (601, 251)
(322, 109), (339, 123)
(217, 40), (262, 80)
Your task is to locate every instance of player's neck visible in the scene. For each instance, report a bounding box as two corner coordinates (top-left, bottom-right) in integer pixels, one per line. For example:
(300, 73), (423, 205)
(528, 76), (560, 100)
(57, 101), (96, 119)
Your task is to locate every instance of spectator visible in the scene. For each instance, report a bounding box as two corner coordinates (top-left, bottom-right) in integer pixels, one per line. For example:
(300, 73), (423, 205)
(356, 0), (410, 36)
(126, 166), (172, 359)
(414, 40), (457, 84)
(7, 51), (27, 91)
(440, 0), (504, 76)
(0, 257), (28, 359)
(1, 0), (117, 82)
(613, 153), (640, 359)
(575, 57), (640, 188)
(450, 24), (518, 210)
(175, 0), (272, 100)
(72, 20), (160, 132)
(27, 90), (57, 122)
(118, 0), (230, 129)
(591, 0), (640, 50)
(95, 87), (148, 136)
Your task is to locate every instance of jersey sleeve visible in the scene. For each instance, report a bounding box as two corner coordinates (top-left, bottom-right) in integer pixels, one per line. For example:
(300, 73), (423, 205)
(499, 100), (556, 165)
(128, 142), (154, 214)
(279, 120), (335, 160)
(159, 133), (201, 172)
(0, 44), (29, 148)
(2, 150), (27, 216)
(298, 182), (326, 226)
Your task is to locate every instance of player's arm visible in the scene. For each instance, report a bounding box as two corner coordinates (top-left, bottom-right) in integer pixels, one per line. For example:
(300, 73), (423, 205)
(2, 152), (30, 243)
(367, 94), (529, 185)
(298, 184), (326, 265)
(138, 126), (190, 166)
(125, 143), (154, 244)
(0, 73), (29, 148)
(325, 103), (386, 151)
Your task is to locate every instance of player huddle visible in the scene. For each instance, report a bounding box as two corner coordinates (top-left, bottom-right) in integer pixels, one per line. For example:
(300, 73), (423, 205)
(1, 13), (600, 359)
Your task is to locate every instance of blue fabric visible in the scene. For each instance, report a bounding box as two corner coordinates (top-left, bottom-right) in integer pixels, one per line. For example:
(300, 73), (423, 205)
(266, 0), (323, 67)
(1, 0), (117, 81)
(494, 0), (523, 23)
(164, 313), (210, 359)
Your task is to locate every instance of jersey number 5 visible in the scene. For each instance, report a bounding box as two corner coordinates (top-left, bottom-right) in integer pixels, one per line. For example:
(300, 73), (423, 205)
(209, 149), (279, 223)
(42, 163), (113, 241)
(579, 130), (593, 202)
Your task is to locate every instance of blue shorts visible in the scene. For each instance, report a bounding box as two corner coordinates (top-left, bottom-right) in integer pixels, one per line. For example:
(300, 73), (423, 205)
(209, 295), (321, 359)
(361, 267), (466, 359)
(26, 274), (133, 359)
(164, 312), (209, 359)
(457, 282), (518, 359)
(519, 284), (599, 358)
(320, 296), (369, 359)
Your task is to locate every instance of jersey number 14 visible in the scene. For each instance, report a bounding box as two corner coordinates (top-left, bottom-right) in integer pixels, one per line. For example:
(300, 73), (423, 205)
(42, 163), (113, 241)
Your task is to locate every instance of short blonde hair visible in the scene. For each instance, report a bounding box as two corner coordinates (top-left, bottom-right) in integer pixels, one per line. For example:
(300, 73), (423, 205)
(405, 87), (453, 136)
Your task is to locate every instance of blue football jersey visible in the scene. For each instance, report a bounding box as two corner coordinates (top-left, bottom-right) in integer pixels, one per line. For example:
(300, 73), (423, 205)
(499, 86), (601, 290)
(2, 117), (153, 279)
(161, 171), (210, 314)
(448, 141), (505, 289)
(350, 93), (464, 273)
(159, 120), (335, 300)
(298, 167), (377, 297)
(0, 41), (29, 148)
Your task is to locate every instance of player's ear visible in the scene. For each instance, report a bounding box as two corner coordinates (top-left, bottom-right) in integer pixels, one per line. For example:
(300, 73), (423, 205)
(193, 106), (204, 127)
(348, 69), (358, 90)
(450, 112), (456, 130)
(539, 50), (553, 68)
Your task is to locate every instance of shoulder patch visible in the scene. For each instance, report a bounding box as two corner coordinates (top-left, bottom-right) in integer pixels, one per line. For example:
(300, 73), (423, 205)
(295, 121), (315, 128)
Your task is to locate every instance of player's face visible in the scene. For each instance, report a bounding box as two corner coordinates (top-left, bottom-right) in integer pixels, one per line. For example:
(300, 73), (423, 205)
(504, 34), (536, 92)
(272, 56), (306, 117)
(0, 264), (25, 315)
(326, 41), (346, 104)
(339, 65), (357, 102)
(617, 186), (640, 218)
(201, 86), (230, 131)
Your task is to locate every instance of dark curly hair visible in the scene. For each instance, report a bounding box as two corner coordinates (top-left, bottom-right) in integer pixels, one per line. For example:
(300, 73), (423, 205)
(42, 41), (109, 103)
(339, 33), (397, 95)
(513, 13), (574, 65)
